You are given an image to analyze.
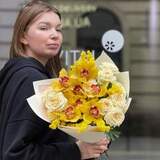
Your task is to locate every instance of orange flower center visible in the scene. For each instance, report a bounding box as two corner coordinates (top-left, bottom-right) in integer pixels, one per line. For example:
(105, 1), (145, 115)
(75, 99), (82, 105)
(91, 84), (101, 94)
(59, 76), (69, 86)
(80, 68), (89, 77)
(65, 105), (75, 119)
(73, 85), (82, 93)
(89, 106), (99, 118)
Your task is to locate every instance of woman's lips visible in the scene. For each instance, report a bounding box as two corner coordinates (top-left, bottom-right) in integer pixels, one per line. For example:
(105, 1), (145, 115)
(47, 43), (59, 49)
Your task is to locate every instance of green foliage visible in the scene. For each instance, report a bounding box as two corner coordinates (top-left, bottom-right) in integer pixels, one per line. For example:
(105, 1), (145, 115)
(105, 128), (121, 141)
(107, 82), (112, 90)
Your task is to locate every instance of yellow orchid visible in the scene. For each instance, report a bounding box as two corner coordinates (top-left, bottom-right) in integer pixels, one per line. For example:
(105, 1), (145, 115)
(83, 81), (107, 98)
(47, 111), (60, 121)
(49, 119), (60, 129)
(63, 90), (86, 106)
(75, 121), (90, 132)
(68, 78), (86, 96)
(60, 105), (82, 122)
(48, 111), (62, 129)
(79, 99), (109, 131)
(106, 81), (126, 96)
(69, 51), (98, 81)
(52, 68), (70, 91)
(95, 119), (110, 132)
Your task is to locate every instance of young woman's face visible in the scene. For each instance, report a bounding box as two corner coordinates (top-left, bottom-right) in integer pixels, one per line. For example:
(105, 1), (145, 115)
(22, 11), (62, 64)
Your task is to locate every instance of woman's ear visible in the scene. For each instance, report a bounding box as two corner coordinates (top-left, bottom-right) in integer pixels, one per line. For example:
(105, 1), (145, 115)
(20, 33), (28, 45)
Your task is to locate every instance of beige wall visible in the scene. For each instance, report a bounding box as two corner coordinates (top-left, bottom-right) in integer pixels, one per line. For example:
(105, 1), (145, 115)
(0, 0), (25, 67)
(112, 0), (160, 114)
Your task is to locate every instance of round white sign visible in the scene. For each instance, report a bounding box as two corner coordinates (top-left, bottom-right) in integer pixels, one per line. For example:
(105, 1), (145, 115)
(101, 30), (124, 53)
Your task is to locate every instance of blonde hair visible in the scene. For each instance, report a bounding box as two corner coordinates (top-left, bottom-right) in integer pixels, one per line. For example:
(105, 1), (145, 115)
(10, 0), (62, 76)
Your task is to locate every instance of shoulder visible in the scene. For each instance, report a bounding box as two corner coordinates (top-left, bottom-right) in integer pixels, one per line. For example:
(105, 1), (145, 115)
(14, 66), (48, 81)
(6, 66), (48, 93)
(0, 57), (51, 95)
(1, 57), (50, 83)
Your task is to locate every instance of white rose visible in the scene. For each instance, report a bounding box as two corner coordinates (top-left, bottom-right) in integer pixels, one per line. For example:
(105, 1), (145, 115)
(99, 98), (114, 112)
(104, 108), (125, 127)
(100, 93), (126, 112)
(43, 89), (67, 112)
(98, 70), (116, 83)
(99, 62), (119, 73)
(110, 94), (126, 113)
(97, 62), (119, 84)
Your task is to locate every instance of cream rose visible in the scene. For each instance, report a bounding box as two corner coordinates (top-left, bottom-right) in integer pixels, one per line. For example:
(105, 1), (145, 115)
(110, 94), (126, 113)
(99, 98), (114, 112)
(43, 89), (67, 112)
(104, 108), (125, 127)
(97, 62), (119, 84)
(100, 93), (126, 112)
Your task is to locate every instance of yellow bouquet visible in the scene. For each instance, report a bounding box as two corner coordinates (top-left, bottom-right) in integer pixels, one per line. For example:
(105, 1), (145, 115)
(27, 50), (131, 142)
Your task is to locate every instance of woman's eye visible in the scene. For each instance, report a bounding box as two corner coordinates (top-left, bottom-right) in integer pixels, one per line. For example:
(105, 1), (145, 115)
(56, 28), (62, 32)
(39, 26), (48, 30)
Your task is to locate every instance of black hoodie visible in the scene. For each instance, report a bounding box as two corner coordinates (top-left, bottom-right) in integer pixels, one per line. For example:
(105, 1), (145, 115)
(0, 57), (81, 160)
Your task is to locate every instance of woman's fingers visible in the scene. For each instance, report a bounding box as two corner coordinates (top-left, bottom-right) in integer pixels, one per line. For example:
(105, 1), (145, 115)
(92, 153), (101, 158)
(76, 139), (110, 160)
(92, 144), (108, 151)
(97, 138), (110, 145)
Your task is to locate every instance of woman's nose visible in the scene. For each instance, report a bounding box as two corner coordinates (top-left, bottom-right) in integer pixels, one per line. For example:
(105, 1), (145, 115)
(50, 29), (58, 39)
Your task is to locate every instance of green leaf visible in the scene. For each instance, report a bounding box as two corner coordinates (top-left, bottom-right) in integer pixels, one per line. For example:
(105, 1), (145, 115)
(105, 128), (121, 141)
(107, 82), (112, 90)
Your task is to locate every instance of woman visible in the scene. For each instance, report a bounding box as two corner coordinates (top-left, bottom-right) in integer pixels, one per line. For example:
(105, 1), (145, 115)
(0, 1), (109, 160)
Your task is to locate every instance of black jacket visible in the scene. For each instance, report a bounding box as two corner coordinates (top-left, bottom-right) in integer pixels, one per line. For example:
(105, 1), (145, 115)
(0, 57), (81, 160)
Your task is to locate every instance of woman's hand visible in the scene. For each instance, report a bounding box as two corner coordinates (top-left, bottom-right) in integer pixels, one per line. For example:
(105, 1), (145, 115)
(76, 138), (110, 159)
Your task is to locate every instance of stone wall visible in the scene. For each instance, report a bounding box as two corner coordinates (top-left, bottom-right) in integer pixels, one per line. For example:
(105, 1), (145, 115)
(0, 0), (26, 68)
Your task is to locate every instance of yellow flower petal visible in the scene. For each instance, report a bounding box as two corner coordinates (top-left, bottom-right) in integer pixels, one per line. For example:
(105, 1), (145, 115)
(69, 51), (98, 81)
(49, 119), (60, 129)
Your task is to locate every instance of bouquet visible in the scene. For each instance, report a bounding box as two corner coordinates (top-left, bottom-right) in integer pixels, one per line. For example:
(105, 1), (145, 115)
(27, 50), (131, 159)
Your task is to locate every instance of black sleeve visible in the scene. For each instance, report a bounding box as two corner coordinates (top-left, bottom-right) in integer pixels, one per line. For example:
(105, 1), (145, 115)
(3, 120), (81, 160)
(2, 68), (81, 160)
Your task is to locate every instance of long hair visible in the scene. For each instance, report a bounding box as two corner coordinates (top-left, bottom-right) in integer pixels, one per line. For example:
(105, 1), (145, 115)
(10, 0), (62, 76)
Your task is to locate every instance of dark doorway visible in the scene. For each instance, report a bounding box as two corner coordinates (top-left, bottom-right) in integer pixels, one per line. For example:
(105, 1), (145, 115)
(77, 7), (123, 70)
